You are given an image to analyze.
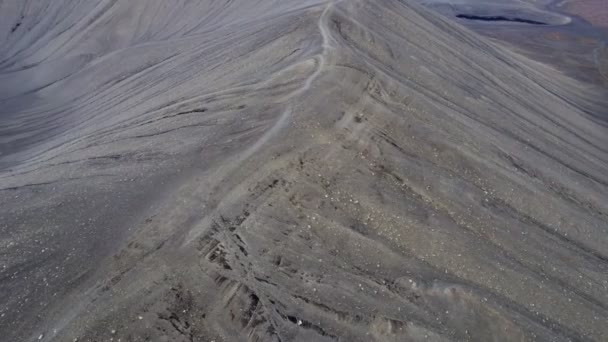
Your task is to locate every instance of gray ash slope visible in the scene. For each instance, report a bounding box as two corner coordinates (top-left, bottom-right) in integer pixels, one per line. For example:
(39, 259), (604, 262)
(1, 0), (608, 341)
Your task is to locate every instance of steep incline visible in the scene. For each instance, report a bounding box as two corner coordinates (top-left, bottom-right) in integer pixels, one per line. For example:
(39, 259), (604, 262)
(1, 0), (607, 341)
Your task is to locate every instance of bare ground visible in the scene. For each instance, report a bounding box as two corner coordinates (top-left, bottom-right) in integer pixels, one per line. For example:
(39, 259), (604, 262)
(1, 0), (607, 341)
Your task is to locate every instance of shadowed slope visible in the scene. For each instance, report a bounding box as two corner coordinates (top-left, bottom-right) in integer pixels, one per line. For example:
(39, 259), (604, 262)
(1, 0), (607, 341)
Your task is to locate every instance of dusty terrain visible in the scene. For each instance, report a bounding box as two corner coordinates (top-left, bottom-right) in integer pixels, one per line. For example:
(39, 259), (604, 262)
(420, 0), (608, 85)
(1, 0), (607, 341)
(561, 0), (608, 28)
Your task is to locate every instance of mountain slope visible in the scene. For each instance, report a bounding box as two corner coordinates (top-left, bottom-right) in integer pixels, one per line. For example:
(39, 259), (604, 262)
(1, 0), (607, 341)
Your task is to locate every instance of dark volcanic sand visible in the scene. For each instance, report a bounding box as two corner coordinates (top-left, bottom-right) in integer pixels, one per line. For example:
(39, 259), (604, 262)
(1, 1), (608, 341)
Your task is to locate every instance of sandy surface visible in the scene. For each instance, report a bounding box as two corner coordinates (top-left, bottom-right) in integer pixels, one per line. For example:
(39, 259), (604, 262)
(419, 0), (608, 85)
(1, 0), (608, 341)
(562, 0), (608, 28)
